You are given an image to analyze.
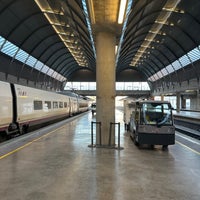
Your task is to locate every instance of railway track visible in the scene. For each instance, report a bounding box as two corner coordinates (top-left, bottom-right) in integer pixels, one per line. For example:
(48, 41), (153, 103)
(174, 118), (200, 140)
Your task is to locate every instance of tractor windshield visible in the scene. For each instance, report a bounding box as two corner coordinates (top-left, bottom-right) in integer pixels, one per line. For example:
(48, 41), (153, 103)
(141, 102), (173, 126)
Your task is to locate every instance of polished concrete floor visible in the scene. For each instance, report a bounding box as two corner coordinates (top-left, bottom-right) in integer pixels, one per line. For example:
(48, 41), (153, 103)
(0, 110), (200, 200)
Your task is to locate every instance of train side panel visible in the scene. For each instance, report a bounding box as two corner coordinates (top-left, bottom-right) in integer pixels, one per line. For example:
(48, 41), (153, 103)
(69, 97), (78, 115)
(0, 81), (88, 136)
(0, 81), (13, 132)
(78, 98), (89, 113)
(14, 84), (71, 128)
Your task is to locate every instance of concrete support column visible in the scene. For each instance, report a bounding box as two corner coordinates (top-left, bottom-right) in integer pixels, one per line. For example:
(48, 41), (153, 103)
(181, 95), (186, 109)
(196, 89), (200, 110)
(96, 32), (116, 146)
(176, 92), (181, 112)
(160, 94), (164, 101)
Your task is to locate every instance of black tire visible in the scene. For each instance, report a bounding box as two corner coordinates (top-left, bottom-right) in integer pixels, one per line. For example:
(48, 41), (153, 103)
(133, 133), (139, 146)
(124, 123), (127, 130)
(162, 145), (168, 150)
(21, 125), (28, 134)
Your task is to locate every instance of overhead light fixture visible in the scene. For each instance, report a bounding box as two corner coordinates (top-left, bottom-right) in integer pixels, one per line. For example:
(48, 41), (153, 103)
(42, 9), (64, 15)
(163, 7), (184, 13)
(115, 45), (118, 54)
(118, 0), (127, 24)
(155, 20), (174, 26)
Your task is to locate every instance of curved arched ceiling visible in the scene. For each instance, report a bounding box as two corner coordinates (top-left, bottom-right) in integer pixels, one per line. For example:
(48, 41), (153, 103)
(0, 0), (200, 92)
(116, 0), (200, 92)
(0, 0), (96, 85)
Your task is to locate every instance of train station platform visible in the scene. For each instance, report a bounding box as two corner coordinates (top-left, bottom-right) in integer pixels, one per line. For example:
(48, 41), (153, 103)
(173, 110), (200, 139)
(173, 110), (200, 120)
(0, 110), (200, 200)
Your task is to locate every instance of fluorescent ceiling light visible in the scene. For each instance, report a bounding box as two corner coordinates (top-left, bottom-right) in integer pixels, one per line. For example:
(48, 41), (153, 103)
(115, 45), (118, 54)
(118, 0), (127, 24)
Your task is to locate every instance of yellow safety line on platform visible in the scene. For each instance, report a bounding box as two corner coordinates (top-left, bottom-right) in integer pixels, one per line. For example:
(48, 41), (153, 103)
(0, 126), (65, 160)
(176, 140), (200, 155)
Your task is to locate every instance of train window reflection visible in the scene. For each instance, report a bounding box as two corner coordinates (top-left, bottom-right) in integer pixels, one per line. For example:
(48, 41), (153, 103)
(53, 101), (58, 109)
(34, 100), (43, 110)
(45, 101), (51, 109)
(59, 102), (63, 108)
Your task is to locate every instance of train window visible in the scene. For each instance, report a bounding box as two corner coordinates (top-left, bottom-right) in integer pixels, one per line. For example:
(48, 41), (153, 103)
(34, 100), (43, 110)
(45, 101), (51, 109)
(53, 101), (58, 109)
(59, 102), (63, 108)
(64, 102), (67, 108)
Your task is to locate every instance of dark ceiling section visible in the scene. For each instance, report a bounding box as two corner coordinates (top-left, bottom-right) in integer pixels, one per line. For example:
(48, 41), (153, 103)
(116, 68), (146, 82)
(67, 67), (96, 82)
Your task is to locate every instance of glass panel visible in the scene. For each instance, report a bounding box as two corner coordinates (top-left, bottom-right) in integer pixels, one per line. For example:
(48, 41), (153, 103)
(51, 71), (57, 78)
(161, 68), (168, 76)
(15, 49), (29, 63)
(55, 73), (61, 80)
(65, 82), (150, 91)
(60, 76), (66, 82)
(171, 60), (182, 70)
(34, 100), (43, 110)
(59, 102), (63, 108)
(0, 35), (65, 82)
(25, 55), (37, 67)
(156, 71), (163, 79)
(179, 55), (191, 67)
(53, 101), (58, 109)
(34, 60), (44, 71)
(154, 73), (159, 81)
(148, 76), (154, 82)
(141, 102), (173, 126)
(44, 101), (51, 109)
(166, 64), (174, 73)
(0, 36), (5, 47)
(41, 65), (49, 73)
(1, 40), (18, 57)
(187, 47), (200, 62)
(47, 68), (54, 76)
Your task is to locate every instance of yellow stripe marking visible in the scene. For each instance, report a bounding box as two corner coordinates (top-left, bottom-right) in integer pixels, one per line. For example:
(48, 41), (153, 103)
(0, 126), (65, 160)
(176, 140), (200, 155)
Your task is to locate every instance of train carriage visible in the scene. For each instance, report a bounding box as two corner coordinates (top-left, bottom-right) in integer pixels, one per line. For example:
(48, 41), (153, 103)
(0, 81), (13, 133)
(15, 84), (72, 131)
(0, 81), (89, 137)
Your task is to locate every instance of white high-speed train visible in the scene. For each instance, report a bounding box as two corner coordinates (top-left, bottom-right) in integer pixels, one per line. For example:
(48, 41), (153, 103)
(0, 80), (89, 137)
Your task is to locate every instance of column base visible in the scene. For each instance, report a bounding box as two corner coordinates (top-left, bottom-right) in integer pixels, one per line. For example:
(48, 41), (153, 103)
(88, 144), (124, 150)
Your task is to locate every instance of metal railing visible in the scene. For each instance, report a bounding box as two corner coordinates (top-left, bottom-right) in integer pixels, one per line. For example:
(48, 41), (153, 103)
(109, 122), (124, 150)
(88, 121), (101, 148)
(88, 121), (123, 150)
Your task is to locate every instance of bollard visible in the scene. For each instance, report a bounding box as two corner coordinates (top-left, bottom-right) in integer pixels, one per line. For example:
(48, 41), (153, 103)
(109, 122), (124, 150)
(88, 121), (101, 148)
